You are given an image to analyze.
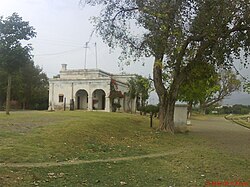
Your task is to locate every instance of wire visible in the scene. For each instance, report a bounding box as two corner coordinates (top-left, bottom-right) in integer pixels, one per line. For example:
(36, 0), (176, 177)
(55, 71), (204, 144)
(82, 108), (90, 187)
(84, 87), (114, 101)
(34, 47), (83, 56)
(34, 38), (83, 47)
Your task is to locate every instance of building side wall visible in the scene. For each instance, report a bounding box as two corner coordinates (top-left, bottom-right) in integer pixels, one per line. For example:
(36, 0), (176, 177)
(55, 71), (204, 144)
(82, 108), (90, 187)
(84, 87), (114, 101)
(48, 68), (136, 113)
(174, 105), (188, 125)
(48, 79), (111, 111)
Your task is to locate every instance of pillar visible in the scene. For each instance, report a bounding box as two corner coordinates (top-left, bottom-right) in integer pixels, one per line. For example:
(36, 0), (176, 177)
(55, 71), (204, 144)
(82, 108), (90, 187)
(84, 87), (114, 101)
(48, 83), (55, 111)
(88, 96), (93, 111)
(105, 97), (110, 112)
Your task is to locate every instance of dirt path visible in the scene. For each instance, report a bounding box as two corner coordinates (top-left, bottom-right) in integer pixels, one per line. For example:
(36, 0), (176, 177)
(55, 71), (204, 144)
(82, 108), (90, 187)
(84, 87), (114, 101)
(0, 150), (183, 168)
(190, 116), (250, 157)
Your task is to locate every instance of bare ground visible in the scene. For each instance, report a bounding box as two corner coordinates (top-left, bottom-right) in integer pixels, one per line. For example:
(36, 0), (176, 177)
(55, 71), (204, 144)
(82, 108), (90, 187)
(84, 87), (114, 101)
(0, 150), (183, 168)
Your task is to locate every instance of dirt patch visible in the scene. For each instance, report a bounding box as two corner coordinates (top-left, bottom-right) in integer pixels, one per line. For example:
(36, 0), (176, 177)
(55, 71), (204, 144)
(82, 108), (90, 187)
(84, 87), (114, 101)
(0, 150), (183, 168)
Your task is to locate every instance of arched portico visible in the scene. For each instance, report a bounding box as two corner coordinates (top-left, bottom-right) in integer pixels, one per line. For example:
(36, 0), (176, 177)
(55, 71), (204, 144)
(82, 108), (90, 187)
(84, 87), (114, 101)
(75, 89), (88, 110)
(92, 89), (106, 110)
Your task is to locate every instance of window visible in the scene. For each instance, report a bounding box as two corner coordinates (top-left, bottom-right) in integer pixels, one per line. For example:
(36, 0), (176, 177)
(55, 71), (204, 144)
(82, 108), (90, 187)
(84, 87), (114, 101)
(59, 94), (64, 103)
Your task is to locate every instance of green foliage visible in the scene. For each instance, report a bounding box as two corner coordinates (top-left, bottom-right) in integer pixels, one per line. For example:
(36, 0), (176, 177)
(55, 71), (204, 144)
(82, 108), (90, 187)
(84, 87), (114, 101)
(0, 61), (49, 110)
(127, 75), (152, 109)
(82, 0), (250, 131)
(83, 0), (249, 69)
(179, 67), (241, 110)
(206, 104), (250, 115)
(178, 62), (218, 105)
(110, 78), (124, 112)
(243, 82), (250, 94)
(0, 13), (36, 74)
(0, 13), (36, 113)
(139, 104), (159, 115)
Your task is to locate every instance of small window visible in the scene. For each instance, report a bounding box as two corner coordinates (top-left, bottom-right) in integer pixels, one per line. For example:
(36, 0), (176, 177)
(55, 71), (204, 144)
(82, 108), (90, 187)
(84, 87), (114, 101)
(59, 94), (64, 103)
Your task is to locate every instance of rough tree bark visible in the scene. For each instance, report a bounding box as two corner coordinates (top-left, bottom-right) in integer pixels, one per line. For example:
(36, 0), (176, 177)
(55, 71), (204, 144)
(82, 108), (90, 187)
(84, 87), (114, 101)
(153, 57), (179, 132)
(187, 101), (193, 118)
(153, 56), (186, 133)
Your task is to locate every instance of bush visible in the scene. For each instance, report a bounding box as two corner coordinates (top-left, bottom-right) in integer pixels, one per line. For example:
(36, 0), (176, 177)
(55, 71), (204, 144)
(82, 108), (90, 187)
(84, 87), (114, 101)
(138, 105), (159, 116)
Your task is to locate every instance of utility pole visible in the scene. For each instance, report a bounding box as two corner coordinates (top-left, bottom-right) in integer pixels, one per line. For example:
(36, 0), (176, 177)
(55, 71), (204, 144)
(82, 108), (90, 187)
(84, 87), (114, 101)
(84, 42), (89, 69)
(95, 42), (98, 69)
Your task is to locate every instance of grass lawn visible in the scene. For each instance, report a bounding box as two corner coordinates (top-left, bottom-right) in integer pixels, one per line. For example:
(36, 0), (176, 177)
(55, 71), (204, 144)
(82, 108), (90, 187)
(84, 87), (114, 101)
(0, 111), (249, 186)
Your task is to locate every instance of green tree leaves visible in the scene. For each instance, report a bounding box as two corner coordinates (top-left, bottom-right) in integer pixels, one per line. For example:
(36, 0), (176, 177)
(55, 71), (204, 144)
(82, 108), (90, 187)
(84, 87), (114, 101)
(127, 75), (152, 109)
(82, 0), (250, 132)
(0, 13), (36, 114)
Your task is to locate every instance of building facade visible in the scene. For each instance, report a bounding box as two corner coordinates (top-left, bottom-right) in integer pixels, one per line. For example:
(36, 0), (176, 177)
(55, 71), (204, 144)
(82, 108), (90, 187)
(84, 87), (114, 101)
(48, 64), (136, 112)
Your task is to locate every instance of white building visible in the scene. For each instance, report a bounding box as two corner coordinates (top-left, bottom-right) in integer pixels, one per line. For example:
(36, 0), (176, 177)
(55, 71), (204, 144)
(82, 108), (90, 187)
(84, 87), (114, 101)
(48, 64), (136, 112)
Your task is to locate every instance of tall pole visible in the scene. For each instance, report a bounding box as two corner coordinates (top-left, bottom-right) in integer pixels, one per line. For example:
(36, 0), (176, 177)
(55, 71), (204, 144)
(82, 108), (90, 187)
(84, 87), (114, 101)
(95, 42), (98, 69)
(84, 42), (88, 69)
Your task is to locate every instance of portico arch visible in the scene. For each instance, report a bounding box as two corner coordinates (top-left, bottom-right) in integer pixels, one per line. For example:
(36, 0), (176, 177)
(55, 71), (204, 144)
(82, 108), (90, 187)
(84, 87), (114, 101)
(92, 89), (106, 110)
(75, 89), (88, 110)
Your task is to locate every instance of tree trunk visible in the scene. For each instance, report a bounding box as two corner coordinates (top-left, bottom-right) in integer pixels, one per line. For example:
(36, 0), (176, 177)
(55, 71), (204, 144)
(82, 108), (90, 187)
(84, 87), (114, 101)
(157, 96), (177, 133)
(22, 101), (26, 110)
(6, 74), (12, 115)
(164, 99), (176, 132)
(153, 57), (166, 129)
(158, 101), (166, 129)
(187, 101), (193, 118)
(199, 101), (206, 114)
(153, 57), (176, 133)
(153, 57), (184, 133)
(130, 99), (133, 114)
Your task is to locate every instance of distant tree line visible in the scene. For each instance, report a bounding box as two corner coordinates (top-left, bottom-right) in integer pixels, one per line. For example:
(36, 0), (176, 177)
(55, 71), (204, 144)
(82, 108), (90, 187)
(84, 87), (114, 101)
(0, 60), (49, 110)
(205, 105), (250, 115)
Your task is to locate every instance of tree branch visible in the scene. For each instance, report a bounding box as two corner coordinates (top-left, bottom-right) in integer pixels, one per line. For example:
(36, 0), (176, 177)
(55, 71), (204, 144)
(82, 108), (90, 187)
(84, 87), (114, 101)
(111, 7), (139, 22)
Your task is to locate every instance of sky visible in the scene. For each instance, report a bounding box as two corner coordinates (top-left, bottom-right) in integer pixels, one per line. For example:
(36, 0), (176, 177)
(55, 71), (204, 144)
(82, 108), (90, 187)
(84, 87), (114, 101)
(0, 0), (154, 78)
(0, 0), (249, 105)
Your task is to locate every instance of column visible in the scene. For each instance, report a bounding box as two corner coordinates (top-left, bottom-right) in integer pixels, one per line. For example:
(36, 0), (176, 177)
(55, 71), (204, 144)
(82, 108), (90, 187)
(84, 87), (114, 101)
(70, 82), (74, 110)
(105, 97), (110, 112)
(48, 83), (55, 111)
(88, 96), (93, 111)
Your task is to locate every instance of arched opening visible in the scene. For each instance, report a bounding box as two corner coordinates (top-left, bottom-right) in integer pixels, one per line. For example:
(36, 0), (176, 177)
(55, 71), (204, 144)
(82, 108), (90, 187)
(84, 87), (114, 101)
(92, 89), (106, 110)
(75, 89), (88, 110)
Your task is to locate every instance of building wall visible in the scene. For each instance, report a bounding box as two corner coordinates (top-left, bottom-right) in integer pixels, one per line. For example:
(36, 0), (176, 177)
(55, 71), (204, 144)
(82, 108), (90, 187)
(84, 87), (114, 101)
(174, 105), (188, 126)
(48, 66), (135, 113)
(49, 79), (111, 111)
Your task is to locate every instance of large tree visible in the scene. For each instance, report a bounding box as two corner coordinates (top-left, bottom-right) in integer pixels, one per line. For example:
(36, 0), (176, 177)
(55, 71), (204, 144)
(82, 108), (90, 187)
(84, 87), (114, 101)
(178, 61), (218, 116)
(199, 69), (241, 111)
(0, 13), (36, 114)
(82, 0), (250, 132)
(179, 64), (241, 115)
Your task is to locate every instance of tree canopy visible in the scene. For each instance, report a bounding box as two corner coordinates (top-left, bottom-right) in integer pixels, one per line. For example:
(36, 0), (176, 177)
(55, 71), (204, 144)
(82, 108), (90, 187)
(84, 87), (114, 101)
(0, 13), (36, 114)
(0, 60), (49, 110)
(178, 65), (241, 114)
(82, 0), (250, 132)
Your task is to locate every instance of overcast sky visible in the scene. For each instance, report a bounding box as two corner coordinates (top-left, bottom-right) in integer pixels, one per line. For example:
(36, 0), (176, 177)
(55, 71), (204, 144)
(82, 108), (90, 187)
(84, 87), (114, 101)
(0, 0), (153, 78)
(0, 0), (249, 104)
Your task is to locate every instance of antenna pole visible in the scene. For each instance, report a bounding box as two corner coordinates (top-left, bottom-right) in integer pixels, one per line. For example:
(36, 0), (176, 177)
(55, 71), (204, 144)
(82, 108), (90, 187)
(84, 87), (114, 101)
(84, 42), (88, 69)
(95, 42), (98, 69)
